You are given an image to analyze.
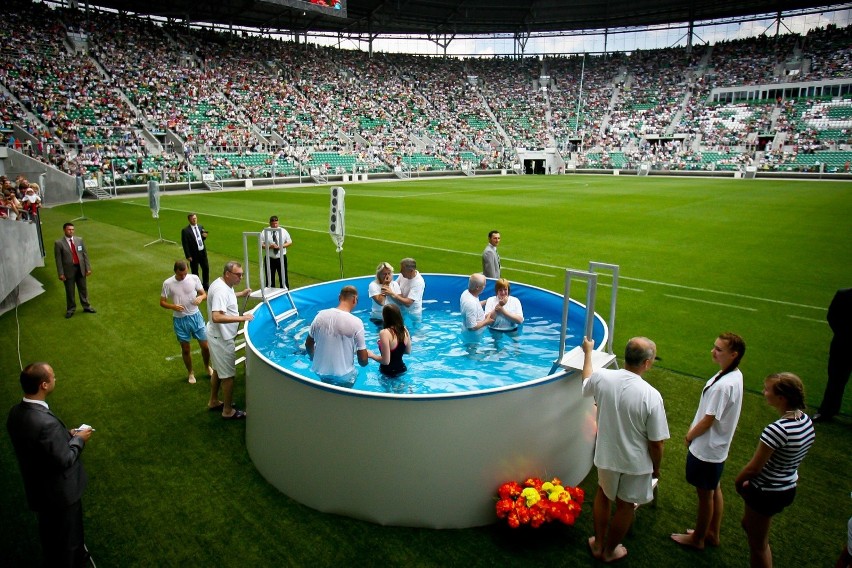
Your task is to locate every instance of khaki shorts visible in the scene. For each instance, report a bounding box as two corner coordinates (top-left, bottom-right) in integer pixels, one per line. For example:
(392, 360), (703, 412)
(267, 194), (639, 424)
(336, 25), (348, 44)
(597, 467), (655, 505)
(208, 334), (236, 378)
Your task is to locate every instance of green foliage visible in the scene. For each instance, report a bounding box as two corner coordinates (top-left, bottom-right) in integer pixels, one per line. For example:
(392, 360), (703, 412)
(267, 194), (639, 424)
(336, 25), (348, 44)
(1, 176), (850, 566)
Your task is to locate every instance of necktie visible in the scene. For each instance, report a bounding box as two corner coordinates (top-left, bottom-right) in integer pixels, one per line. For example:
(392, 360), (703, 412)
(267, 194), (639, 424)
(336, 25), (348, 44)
(69, 238), (80, 265)
(193, 226), (204, 250)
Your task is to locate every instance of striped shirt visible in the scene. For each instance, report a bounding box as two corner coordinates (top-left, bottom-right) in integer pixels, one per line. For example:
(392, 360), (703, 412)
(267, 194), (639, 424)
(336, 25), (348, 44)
(752, 414), (815, 491)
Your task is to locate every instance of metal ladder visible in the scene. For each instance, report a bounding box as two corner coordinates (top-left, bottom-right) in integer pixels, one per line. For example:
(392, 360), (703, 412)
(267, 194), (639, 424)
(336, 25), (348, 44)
(234, 231), (300, 365)
(552, 261), (620, 373)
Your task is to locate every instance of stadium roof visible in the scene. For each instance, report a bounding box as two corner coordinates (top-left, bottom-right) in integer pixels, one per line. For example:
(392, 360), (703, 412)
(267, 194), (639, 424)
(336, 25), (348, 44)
(84, 0), (846, 36)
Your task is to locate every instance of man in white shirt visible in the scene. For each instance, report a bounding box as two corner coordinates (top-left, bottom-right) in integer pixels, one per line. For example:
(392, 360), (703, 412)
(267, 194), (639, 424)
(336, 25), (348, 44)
(582, 336), (669, 564)
(160, 260), (212, 384)
(261, 215), (292, 289)
(206, 261), (253, 419)
(385, 257), (425, 318)
(305, 285), (369, 387)
(459, 273), (494, 337)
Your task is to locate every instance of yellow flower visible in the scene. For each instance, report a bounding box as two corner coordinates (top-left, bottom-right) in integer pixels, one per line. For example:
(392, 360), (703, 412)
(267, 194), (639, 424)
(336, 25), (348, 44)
(541, 482), (554, 492)
(548, 485), (566, 501)
(521, 487), (541, 506)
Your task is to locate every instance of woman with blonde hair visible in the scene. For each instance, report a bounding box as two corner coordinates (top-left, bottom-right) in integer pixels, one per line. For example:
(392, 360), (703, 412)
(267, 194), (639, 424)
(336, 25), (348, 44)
(735, 372), (816, 568)
(368, 261), (401, 322)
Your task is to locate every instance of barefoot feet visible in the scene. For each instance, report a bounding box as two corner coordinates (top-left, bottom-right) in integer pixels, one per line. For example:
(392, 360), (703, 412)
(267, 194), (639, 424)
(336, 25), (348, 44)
(589, 537), (628, 563)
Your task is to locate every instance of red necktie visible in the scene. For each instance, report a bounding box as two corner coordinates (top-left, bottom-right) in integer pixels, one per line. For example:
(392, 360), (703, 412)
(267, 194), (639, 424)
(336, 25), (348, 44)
(69, 238), (80, 265)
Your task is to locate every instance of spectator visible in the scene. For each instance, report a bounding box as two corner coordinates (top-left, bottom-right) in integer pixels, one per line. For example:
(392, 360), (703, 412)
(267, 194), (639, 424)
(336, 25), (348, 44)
(735, 372), (816, 568)
(672, 333), (746, 550)
(582, 336), (669, 563)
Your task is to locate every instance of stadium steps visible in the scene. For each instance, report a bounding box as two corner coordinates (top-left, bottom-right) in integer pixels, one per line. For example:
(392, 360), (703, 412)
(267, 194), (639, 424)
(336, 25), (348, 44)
(86, 185), (112, 200)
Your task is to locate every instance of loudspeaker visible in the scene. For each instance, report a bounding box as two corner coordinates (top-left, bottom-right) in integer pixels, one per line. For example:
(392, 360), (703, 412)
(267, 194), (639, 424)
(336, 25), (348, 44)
(329, 186), (345, 236)
(147, 180), (160, 218)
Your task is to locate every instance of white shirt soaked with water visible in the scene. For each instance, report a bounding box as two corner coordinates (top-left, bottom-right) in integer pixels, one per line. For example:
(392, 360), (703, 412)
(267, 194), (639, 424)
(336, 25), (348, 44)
(309, 308), (367, 378)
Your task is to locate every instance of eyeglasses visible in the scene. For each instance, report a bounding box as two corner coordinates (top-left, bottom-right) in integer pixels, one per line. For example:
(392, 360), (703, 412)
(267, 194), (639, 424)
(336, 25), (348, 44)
(229, 271), (244, 278)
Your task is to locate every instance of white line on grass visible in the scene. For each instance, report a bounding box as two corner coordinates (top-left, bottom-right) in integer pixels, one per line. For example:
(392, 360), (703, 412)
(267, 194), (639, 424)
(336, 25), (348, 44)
(599, 282), (644, 292)
(127, 201), (820, 310)
(165, 349), (201, 361)
(504, 267), (555, 277)
(787, 314), (827, 324)
(664, 294), (757, 311)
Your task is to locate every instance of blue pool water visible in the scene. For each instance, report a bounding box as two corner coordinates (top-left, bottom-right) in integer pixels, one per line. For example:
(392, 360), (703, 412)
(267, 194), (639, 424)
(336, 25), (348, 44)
(247, 274), (607, 395)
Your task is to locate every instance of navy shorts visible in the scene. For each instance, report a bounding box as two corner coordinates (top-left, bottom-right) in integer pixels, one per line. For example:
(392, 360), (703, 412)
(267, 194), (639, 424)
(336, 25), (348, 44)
(685, 451), (724, 490)
(738, 482), (796, 517)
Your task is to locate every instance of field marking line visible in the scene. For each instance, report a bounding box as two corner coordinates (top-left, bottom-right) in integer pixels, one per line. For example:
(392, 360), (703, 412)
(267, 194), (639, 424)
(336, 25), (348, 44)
(599, 282), (644, 292)
(631, 276), (822, 310)
(787, 314), (827, 324)
(125, 202), (822, 310)
(165, 348), (202, 362)
(505, 267), (555, 277)
(664, 294), (758, 312)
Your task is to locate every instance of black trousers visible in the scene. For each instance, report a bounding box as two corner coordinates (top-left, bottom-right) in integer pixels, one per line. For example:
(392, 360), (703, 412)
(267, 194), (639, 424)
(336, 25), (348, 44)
(37, 499), (86, 568)
(266, 256), (289, 289)
(819, 337), (851, 417)
(190, 249), (210, 290)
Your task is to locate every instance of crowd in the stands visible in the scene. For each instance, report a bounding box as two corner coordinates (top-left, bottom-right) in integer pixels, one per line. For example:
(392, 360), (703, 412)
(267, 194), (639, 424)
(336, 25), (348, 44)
(2, 0), (852, 182)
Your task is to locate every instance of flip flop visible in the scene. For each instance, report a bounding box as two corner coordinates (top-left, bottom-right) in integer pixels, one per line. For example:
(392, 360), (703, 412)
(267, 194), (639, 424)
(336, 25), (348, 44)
(208, 402), (224, 411)
(222, 409), (246, 420)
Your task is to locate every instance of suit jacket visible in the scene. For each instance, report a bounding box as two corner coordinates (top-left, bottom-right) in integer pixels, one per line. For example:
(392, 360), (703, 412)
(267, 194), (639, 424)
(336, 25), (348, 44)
(6, 402), (88, 511)
(181, 224), (207, 259)
(54, 235), (92, 278)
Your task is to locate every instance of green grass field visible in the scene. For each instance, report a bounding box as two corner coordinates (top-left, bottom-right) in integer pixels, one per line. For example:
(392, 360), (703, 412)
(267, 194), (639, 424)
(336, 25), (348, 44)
(1, 174), (850, 566)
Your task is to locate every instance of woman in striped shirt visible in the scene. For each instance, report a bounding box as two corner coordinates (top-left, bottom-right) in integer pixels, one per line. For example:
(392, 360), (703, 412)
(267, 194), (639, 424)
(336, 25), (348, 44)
(735, 372), (816, 568)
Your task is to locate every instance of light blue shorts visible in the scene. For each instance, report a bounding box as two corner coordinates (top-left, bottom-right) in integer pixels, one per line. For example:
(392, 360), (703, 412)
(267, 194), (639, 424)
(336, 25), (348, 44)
(173, 312), (207, 343)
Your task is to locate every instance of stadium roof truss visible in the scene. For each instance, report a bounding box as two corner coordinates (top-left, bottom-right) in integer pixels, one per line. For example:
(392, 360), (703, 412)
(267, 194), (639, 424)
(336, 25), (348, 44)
(76, 1), (850, 43)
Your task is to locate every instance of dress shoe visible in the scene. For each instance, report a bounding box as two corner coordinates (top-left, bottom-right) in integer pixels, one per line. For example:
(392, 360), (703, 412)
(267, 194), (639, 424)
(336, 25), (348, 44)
(65, 311), (74, 319)
(810, 413), (832, 423)
(83, 307), (97, 313)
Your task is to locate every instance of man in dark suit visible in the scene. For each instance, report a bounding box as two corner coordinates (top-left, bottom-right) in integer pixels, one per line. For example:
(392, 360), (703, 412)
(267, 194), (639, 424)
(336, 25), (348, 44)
(54, 222), (95, 319)
(181, 213), (210, 290)
(7, 362), (94, 567)
(813, 288), (852, 422)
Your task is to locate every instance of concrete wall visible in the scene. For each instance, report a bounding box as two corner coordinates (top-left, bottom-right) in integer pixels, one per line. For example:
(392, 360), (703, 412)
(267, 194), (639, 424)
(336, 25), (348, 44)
(0, 148), (77, 206)
(0, 219), (44, 304)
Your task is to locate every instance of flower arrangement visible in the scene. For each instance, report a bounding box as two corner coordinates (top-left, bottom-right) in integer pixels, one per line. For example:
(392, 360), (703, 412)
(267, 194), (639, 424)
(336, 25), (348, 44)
(496, 477), (584, 528)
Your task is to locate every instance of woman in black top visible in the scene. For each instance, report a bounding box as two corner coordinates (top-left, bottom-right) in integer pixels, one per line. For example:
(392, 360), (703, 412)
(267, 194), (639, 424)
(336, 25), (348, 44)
(368, 303), (411, 377)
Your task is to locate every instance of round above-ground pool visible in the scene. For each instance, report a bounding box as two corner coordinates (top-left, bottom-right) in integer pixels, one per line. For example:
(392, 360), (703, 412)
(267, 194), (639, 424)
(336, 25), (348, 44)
(244, 274), (608, 528)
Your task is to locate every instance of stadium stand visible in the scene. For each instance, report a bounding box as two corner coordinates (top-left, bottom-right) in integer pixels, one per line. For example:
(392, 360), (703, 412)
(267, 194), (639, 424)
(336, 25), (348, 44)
(2, 0), (852, 187)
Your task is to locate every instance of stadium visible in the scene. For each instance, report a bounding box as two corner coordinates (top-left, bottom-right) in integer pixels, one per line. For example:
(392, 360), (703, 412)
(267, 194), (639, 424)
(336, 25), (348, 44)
(1, 0), (851, 566)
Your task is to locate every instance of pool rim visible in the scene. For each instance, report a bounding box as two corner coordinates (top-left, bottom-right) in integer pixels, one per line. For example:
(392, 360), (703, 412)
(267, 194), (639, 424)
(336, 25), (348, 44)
(244, 272), (609, 401)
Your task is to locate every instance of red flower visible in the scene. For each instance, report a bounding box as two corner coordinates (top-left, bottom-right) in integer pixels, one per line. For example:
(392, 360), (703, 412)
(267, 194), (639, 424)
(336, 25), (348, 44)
(498, 481), (523, 500)
(496, 476), (583, 528)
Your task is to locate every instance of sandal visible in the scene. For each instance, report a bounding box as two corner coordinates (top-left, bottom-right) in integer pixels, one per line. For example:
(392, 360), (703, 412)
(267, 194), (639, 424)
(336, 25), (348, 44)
(222, 409), (246, 420)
